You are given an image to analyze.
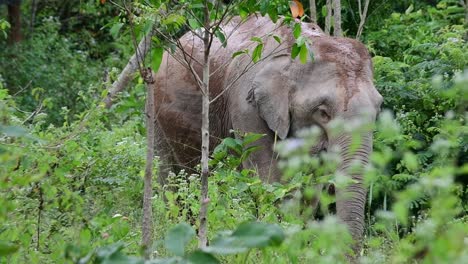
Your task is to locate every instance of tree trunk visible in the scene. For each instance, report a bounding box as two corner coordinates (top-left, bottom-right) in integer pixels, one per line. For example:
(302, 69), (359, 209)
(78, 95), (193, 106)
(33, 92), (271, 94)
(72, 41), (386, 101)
(356, 0), (370, 39)
(198, 1), (211, 248)
(309, 0), (317, 24)
(104, 32), (153, 108)
(29, 0), (38, 33)
(333, 0), (342, 36)
(142, 69), (156, 258)
(7, 1), (22, 44)
(325, 0), (332, 35)
(464, 0), (468, 25)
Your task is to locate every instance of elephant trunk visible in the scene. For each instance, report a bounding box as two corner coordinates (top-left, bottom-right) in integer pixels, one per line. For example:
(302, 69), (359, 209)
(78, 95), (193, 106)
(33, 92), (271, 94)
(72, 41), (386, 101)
(332, 132), (372, 248)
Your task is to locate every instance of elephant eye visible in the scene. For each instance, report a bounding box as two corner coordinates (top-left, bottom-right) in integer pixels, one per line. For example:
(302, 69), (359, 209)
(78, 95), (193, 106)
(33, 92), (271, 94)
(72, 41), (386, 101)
(314, 105), (331, 123)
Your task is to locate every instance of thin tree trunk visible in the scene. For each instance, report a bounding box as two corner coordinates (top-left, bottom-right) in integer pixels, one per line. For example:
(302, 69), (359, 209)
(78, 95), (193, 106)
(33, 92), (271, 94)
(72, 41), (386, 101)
(36, 184), (43, 251)
(463, 0), (468, 25)
(309, 0), (317, 24)
(325, 0), (332, 35)
(356, 0), (370, 39)
(104, 32), (153, 108)
(142, 69), (156, 258)
(7, 1), (22, 44)
(198, 1), (211, 248)
(29, 0), (38, 34)
(333, 0), (342, 36)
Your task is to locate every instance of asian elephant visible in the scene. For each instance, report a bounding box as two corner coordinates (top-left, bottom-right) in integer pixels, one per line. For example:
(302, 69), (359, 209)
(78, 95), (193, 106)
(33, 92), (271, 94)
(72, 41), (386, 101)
(153, 15), (383, 248)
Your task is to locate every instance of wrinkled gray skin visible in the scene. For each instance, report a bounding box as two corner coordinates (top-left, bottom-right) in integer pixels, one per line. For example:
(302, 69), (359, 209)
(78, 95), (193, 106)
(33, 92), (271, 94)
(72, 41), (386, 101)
(154, 16), (383, 249)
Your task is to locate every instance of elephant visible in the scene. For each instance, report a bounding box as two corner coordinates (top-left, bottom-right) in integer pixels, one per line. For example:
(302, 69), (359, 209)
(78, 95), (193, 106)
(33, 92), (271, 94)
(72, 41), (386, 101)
(153, 15), (383, 249)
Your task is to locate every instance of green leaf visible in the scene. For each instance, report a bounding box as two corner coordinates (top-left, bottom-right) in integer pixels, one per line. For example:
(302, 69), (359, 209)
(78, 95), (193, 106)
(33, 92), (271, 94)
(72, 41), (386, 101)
(393, 202), (408, 226)
(204, 237), (248, 255)
(215, 29), (227, 48)
(143, 20), (154, 36)
(405, 4), (414, 14)
(0, 241), (19, 256)
(191, 3), (204, 9)
(148, 257), (179, 264)
(186, 250), (219, 264)
(222, 138), (243, 155)
(231, 222), (285, 248)
(188, 18), (200, 29)
(403, 152), (419, 172)
(95, 242), (125, 259)
(102, 254), (144, 264)
(296, 36), (305, 47)
(110, 22), (123, 39)
(259, 1), (269, 15)
(100, 88), (109, 98)
(239, 7), (249, 20)
(1, 125), (28, 137)
(299, 44), (308, 64)
(0, 89), (8, 100)
(252, 43), (264, 63)
(164, 223), (196, 257)
(273, 35), (281, 44)
(293, 23), (301, 39)
(204, 222), (285, 255)
(152, 47), (164, 73)
(250, 37), (263, 43)
(163, 14), (186, 29)
(242, 133), (265, 146)
(213, 144), (227, 160)
(291, 43), (300, 59)
(241, 145), (263, 161)
(92, 242), (145, 264)
(268, 6), (278, 23)
(232, 50), (248, 58)
(321, 5), (327, 17)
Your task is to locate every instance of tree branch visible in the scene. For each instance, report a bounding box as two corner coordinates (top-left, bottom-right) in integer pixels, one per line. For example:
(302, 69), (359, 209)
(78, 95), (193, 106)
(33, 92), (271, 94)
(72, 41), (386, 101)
(210, 19), (284, 77)
(142, 69), (156, 258)
(309, 0), (317, 24)
(333, 0), (342, 37)
(154, 27), (203, 67)
(356, 0), (370, 39)
(198, 0), (211, 248)
(176, 38), (205, 93)
(325, 0), (332, 35)
(104, 31), (153, 108)
(210, 44), (289, 104)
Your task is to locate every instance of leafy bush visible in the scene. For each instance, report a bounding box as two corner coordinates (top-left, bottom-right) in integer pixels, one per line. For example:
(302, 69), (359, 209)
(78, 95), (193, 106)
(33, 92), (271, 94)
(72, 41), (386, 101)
(365, 2), (467, 199)
(0, 1), (467, 263)
(0, 18), (104, 124)
(0, 18), (9, 39)
(0, 86), (147, 262)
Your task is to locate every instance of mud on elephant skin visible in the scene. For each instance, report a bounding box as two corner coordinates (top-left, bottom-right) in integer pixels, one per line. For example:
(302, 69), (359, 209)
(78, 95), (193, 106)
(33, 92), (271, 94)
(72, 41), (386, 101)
(153, 15), (383, 250)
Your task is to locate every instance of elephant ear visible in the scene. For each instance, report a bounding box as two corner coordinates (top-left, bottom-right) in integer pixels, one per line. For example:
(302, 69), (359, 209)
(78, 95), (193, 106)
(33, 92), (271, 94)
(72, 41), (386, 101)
(246, 56), (291, 140)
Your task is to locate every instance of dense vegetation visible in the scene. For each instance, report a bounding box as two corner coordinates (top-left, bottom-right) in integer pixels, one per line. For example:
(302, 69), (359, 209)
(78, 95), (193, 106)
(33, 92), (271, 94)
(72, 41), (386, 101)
(1, 0), (467, 263)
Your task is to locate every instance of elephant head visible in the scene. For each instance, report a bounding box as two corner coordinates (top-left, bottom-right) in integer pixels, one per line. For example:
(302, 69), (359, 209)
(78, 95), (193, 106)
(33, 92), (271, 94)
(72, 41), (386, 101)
(247, 36), (383, 244)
